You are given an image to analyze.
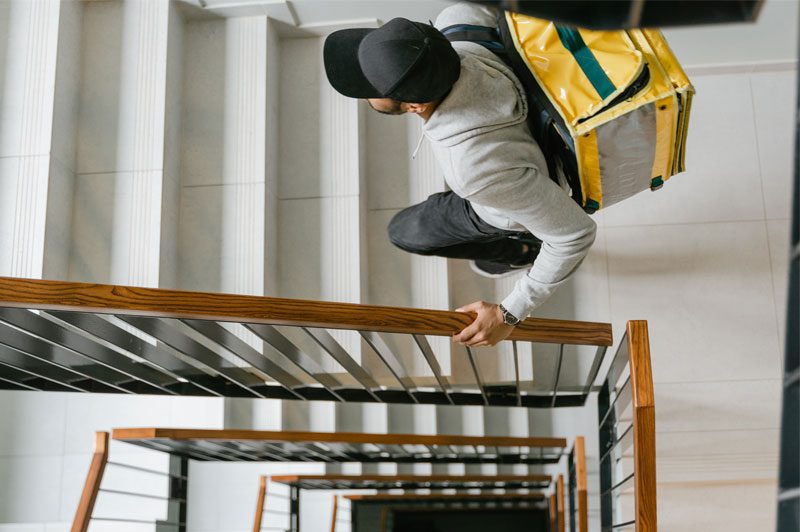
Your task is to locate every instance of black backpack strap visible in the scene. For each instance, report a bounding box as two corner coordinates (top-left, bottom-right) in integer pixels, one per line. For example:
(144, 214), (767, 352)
(441, 24), (506, 53)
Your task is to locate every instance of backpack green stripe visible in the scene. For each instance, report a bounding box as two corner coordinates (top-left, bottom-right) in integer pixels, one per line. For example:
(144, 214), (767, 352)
(555, 26), (616, 100)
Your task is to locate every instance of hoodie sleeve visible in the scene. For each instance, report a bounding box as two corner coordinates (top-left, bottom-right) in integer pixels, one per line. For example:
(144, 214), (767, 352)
(463, 163), (597, 320)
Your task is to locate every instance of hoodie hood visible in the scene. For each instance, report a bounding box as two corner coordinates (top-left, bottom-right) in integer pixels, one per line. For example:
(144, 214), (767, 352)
(423, 42), (528, 147)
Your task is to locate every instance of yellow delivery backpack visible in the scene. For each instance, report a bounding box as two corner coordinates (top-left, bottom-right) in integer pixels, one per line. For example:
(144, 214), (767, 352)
(443, 14), (695, 213)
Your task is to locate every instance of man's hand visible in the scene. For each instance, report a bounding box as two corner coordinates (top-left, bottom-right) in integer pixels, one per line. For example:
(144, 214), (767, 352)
(453, 301), (515, 347)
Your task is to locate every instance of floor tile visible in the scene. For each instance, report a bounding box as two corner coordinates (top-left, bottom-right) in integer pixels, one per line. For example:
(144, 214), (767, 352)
(767, 219), (792, 344)
(654, 379), (782, 433)
(606, 221), (782, 383)
(656, 429), (780, 482)
(657, 480), (777, 532)
(751, 70), (797, 221)
(604, 74), (765, 227)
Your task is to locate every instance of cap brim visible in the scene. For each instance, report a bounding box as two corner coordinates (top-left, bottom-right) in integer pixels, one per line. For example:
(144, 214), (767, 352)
(324, 28), (382, 99)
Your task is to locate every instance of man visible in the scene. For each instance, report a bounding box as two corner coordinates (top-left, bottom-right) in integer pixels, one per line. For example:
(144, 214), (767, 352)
(323, 3), (596, 347)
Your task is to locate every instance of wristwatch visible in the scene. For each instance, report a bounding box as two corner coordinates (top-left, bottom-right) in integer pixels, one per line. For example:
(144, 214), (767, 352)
(499, 304), (521, 326)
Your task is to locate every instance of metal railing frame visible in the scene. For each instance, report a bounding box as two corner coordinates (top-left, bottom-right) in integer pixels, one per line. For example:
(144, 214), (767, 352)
(0, 276), (612, 408)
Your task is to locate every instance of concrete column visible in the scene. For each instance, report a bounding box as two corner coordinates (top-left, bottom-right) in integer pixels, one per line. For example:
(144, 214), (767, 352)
(0, 0), (79, 280)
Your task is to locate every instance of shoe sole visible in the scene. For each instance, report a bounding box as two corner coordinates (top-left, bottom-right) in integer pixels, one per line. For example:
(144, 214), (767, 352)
(468, 260), (529, 279)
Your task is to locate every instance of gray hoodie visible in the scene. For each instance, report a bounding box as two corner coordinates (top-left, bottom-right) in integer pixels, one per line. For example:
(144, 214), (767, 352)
(425, 3), (597, 320)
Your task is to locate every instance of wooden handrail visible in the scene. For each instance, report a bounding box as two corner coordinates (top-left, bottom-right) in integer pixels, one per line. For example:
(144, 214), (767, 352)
(112, 427), (567, 449)
(628, 320), (657, 531)
(556, 474), (565, 532)
(549, 493), (557, 532)
(253, 476), (267, 532)
(71, 431), (109, 532)
(269, 473), (552, 485)
(575, 436), (588, 532)
(0, 277), (612, 345)
(344, 493), (546, 502)
(330, 495), (338, 532)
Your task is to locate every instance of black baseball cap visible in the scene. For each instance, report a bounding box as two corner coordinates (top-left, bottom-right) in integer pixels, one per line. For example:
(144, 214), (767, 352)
(323, 18), (461, 103)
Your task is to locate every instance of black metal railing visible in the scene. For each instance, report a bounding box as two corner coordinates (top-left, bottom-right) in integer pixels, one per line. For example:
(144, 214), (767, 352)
(597, 321), (656, 532)
(0, 277), (612, 408)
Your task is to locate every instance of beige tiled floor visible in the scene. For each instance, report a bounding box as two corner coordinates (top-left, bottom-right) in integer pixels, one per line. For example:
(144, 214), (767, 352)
(606, 220), (783, 383)
(657, 480), (778, 532)
(548, 67), (794, 531)
(519, 64), (796, 532)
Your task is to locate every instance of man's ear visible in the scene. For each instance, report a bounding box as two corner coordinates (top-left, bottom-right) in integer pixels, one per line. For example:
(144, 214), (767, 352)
(404, 102), (428, 115)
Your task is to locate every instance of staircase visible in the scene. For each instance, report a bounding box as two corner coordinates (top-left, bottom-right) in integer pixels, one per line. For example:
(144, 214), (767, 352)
(0, 1), (606, 529)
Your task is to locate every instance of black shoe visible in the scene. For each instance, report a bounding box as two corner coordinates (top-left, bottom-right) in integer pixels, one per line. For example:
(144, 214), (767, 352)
(469, 259), (532, 279)
(510, 233), (543, 255)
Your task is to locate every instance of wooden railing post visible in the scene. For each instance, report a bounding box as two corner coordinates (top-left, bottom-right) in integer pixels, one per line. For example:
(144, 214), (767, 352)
(71, 431), (109, 532)
(628, 320), (657, 531)
(253, 475), (267, 532)
(575, 436), (588, 532)
(330, 494), (339, 532)
(549, 493), (557, 532)
(557, 474), (565, 532)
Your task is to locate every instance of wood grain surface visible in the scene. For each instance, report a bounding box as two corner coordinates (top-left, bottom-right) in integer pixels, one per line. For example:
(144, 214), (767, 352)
(252, 476), (267, 532)
(269, 473), (552, 485)
(71, 432), (108, 532)
(112, 427), (568, 449)
(344, 493), (546, 502)
(330, 495), (338, 532)
(628, 320), (657, 532)
(575, 436), (588, 532)
(0, 277), (612, 345)
(556, 474), (565, 532)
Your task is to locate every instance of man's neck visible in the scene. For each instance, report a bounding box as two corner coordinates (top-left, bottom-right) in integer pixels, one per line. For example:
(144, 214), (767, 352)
(419, 99), (441, 122)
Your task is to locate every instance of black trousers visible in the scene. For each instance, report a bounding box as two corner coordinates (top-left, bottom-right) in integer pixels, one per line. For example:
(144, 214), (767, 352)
(387, 191), (540, 264)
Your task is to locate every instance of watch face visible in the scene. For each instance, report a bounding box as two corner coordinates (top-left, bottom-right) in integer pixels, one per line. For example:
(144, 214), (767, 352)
(503, 309), (519, 325)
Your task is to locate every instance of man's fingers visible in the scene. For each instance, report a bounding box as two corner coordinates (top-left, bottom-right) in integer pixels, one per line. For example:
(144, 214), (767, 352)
(469, 332), (492, 347)
(453, 320), (482, 344)
(455, 301), (484, 314)
(466, 336), (491, 347)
